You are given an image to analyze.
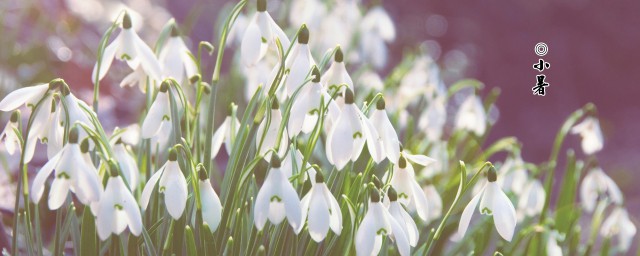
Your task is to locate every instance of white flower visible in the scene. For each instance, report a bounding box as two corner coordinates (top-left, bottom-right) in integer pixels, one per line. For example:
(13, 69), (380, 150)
(369, 98), (401, 164)
(387, 156), (430, 221)
(600, 207), (636, 252)
(326, 89), (382, 170)
(316, 0), (361, 53)
(418, 96), (446, 141)
(254, 155), (302, 232)
(198, 169), (222, 232)
(570, 117), (603, 155)
(285, 26), (316, 97)
(387, 187), (419, 248)
(210, 115), (240, 159)
(240, 0), (290, 67)
(321, 47), (353, 95)
(96, 172), (142, 240)
(140, 150), (188, 219)
(498, 153), (528, 195)
(401, 149), (437, 168)
(281, 147), (314, 181)
(356, 70), (384, 93)
(24, 94), (63, 163)
(359, 6), (395, 69)
(580, 167), (623, 212)
(423, 185), (443, 222)
(91, 12), (162, 83)
(356, 189), (410, 256)
(300, 171), (342, 242)
(31, 127), (102, 209)
(256, 98), (288, 158)
(517, 179), (545, 221)
(141, 82), (172, 140)
(457, 167), (517, 241)
(0, 83), (50, 112)
(289, 67), (340, 138)
(455, 95), (486, 136)
(546, 231), (564, 256)
(288, 0), (326, 37)
(159, 25), (198, 83)
(0, 112), (21, 155)
(113, 140), (139, 190)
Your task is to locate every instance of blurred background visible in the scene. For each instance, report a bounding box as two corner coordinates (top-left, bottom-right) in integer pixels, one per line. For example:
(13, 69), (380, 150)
(1, 0), (638, 250)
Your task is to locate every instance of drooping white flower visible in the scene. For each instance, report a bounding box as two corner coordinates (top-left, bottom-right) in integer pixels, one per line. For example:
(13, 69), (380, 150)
(359, 5), (395, 69)
(285, 25), (316, 97)
(254, 155), (302, 232)
(580, 167), (623, 212)
(498, 153), (528, 195)
(289, 0), (326, 38)
(387, 187), (419, 248)
(289, 67), (340, 138)
(159, 25), (198, 84)
(91, 12), (162, 83)
(256, 98), (288, 158)
(316, 0), (361, 53)
(0, 83), (50, 112)
(401, 148), (436, 168)
(96, 171), (142, 240)
(387, 156), (430, 221)
(112, 139), (139, 190)
(454, 94), (486, 136)
(24, 94), (63, 163)
(141, 82), (172, 140)
(299, 171), (342, 242)
(321, 47), (353, 95)
(517, 179), (545, 221)
(546, 230), (564, 256)
(197, 168), (222, 232)
(210, 115), (240, 159)
(600, 207), (636, 252)
(280, 147), (315, 181)
(326, 89), (382, 170)
(31, 127), (102, 209)
(240, 0), (290, 67)
(418, 96), (446, 141)
(355, 189), (410, 256)
(423, 185), (443, 222)
(369, 98), (400, 164)
(457, 166), (517, 241)
(0, 111), (21, 155)
(140, 149), (188, 219)
(570, 117), (603, 155)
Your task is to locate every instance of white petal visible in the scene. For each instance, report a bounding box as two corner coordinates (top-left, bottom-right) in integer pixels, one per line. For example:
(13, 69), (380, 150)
(308, 186), (330, 241)
(254, 170), (276, 230)
(72, 159), (102, 204)
(139, 164), (165, 210)
(358, 109), (384, 163)
(489, 182), (517, 241)
(370, 109), (399, 163)
(96, 180), (116, 240)
(388, 213), (411, 256)
(160, 163), (188, 219)
(141, 92), (169, 139)
(240, 18), (267, 67)
(200, 179), (222, 232)
(0, 83), (49, 111)
(456, 186), (483, 240)
(356, 206), (381, 256)
(286, 44), (315, 95)
(31, 150), (61, 203)
(323, 185), (343, 235)
(48, 177), (71, 210)
(116, 176), (143, 236)
(160, 38), (186, 82)
(133, 32), (163, 81)
(266, 12), (290, 50)
(404, 153), (436, 167)
(580, 170), (598, 212)
(280, 173), (302, 233)
(91, 38), (119, 81)
(411, 181), (430, 221)
(210, 118), (229, 159)
(326, 109), (354, 170)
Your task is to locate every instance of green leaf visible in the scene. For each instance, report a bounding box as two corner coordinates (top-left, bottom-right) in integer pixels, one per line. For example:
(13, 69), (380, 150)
(185, 225), (197, 256)
(80, 208), (97, 256)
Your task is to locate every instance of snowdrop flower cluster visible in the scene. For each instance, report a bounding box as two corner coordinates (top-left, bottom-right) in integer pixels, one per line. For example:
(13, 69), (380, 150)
(0, 0), (635, 255)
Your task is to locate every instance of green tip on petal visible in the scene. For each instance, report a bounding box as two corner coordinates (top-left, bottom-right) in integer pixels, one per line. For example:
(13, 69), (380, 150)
(344, 88), (354, 104)
(370, 188), (380, 203)
(10, 111), (19, 123)
(372, 175), (382, 189)
(257, 0), (266, 12)
(398, 155), (407, 169)
(160, 80), (170, 92)
(388, 186), (398, 202)
(271, 97), (279, 110)
(270, 154), (281, 168)
(376, 97), (385, 110)
(170, 24), (180, 37)
(197, 165), (208, 181)
(315, 170), (324, 183)
(68, 127), (79, 144)
(80, 138), (90, 153)
(311, 66), (321, 83)
(334, 46), (343, 62)
(123, 13), (132, 29)
(488, 165), (497, 182)
(168, 148), (178, 161)
(298, 25), (309, 44)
